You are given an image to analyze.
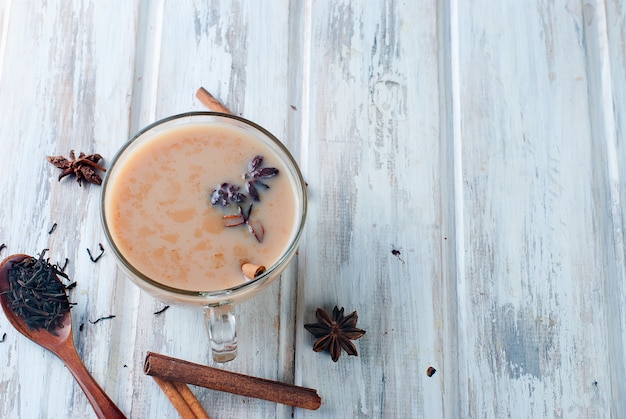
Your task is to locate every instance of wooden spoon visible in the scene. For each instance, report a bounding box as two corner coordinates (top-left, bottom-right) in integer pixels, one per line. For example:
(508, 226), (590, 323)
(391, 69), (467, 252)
(0, 254), (127, 419)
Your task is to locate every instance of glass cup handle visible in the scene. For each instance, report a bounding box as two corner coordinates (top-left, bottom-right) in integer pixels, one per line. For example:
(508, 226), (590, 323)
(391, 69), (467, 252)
(204, 303), (238, 362)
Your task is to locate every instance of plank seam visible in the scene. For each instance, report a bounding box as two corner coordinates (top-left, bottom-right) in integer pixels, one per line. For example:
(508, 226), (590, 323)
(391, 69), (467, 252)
(0, 0), (12, 85)
(448, 0), (468, 413)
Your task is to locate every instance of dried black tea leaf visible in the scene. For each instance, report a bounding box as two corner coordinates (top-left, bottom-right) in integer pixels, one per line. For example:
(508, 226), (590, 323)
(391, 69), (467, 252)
(3, 250), (74, 334)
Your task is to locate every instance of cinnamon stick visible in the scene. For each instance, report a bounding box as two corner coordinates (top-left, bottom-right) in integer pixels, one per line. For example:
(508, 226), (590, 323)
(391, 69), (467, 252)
(172, 381), (211, 419)
(152, 376), (209, 418)
(144, 352), (321, 410)
(196, 87), (232, 114)
(242, 263), (266, 279)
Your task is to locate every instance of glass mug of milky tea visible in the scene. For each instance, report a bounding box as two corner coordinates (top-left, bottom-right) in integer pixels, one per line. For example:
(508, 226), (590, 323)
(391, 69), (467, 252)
(101, 112), (307, 362)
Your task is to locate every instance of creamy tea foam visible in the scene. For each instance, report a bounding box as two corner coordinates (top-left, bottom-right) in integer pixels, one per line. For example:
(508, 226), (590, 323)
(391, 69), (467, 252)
(104, 123), (298, 291)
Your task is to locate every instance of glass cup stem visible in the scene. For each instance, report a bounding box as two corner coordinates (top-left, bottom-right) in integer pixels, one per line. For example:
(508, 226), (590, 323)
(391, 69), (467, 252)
(205, 303), (237, 362)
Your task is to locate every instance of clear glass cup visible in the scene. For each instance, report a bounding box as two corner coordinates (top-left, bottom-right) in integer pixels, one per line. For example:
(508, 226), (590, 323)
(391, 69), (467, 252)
(100, 112), (307, 362)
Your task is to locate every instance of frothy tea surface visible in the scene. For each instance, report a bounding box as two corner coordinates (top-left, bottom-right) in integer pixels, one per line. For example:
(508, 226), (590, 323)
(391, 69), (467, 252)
(105, 123), (298, 291)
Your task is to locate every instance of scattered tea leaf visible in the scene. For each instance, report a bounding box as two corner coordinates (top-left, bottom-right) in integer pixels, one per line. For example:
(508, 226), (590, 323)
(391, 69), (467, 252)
(87, 243), (105, 263)
(153, 305), (170, 315)
(391, 248), (405, 264)
(89, 315), (116, 324)
(58, 258), (69, 272)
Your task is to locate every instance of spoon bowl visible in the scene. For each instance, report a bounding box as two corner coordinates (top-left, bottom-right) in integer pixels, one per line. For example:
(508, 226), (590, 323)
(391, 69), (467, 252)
(0, 254), (126, 419)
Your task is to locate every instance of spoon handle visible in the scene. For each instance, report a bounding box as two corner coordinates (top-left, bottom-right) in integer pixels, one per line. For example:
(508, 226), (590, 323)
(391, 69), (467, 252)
(56, 345), (127, 419)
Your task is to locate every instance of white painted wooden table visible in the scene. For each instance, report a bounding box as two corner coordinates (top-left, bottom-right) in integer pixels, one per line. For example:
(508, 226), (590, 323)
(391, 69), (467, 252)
(1, 1), (625, 417)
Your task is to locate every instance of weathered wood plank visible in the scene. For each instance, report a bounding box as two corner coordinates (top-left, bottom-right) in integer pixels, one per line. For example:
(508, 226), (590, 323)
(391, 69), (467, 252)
(0, 0), (624, 417)
(455, 1), (615, 416)
(0, 1), (140, 418)
(293, 1), (446, 417)
(126, 1), (295, 418)
(597, 0), (626, 414)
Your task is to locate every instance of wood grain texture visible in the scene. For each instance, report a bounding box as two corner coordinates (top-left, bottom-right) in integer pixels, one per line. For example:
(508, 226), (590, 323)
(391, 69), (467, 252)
(124, 1), (296, 418)
(294, 1), (446, 417)
(600, 0), (626, 414)
(455, 1), (617, 416)
(0, 1), (140, 418)
(0, 0), (624, 417)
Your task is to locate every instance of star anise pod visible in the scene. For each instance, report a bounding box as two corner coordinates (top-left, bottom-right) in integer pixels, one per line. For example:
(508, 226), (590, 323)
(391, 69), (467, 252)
(210, 182), (247, 207)
(304, 306), (366, 362)
(243, 155), (279, 202)
(47, 150), (107, 186)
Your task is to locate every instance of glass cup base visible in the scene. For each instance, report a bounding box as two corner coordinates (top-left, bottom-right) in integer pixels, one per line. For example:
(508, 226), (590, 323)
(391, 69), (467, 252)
(205, 303), (238, 363)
